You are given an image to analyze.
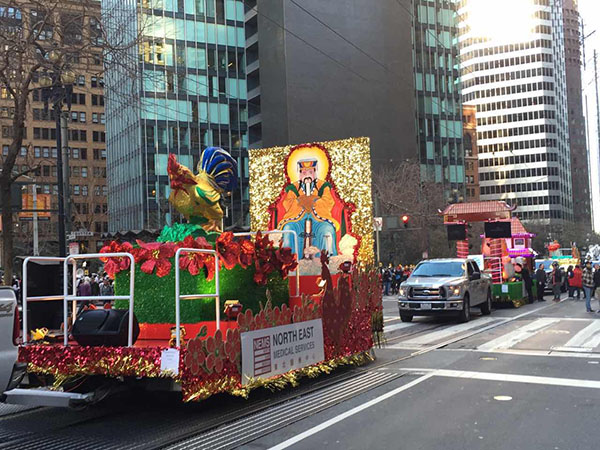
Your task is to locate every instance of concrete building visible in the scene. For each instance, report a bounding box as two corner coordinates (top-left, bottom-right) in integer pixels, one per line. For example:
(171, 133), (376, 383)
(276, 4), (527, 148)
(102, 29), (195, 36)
(0, 1), (107, 255)
(562, 0), (591, 225)
(463, 105), (479, 201)
(244, 0), (417, 167)
(103, 0), (249, 231)
(458, 0), (573, 223)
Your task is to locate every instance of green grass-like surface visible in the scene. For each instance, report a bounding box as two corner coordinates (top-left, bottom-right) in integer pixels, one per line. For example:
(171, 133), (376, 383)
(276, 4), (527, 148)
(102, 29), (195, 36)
(114, 261), (289, 323)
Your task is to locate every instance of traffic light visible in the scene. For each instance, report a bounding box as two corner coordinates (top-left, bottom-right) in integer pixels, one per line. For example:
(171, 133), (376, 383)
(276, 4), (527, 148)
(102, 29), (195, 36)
(402, 215), (409, 228)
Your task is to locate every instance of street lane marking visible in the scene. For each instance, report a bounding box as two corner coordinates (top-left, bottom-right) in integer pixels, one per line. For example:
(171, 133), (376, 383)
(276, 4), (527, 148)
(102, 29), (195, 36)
(438, 347), (600, 359)
(562, 320), (600, 348)
(477, 318), (560, 351)
(400, 368), (600, 389)
(392, 317), (497, 347)
(266, 373), (434, 450)
(384, 322), (416, 333)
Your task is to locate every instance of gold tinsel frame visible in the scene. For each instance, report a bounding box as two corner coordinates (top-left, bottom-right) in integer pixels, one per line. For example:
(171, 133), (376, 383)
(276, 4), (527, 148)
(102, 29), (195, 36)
(248, 137), (375, 265)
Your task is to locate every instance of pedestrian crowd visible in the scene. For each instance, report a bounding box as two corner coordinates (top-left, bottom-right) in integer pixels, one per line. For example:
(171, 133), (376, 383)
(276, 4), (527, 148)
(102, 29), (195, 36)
(534, 261), (600, 313)
(76, 273), (114, 312)
(380, 263), (414, 296)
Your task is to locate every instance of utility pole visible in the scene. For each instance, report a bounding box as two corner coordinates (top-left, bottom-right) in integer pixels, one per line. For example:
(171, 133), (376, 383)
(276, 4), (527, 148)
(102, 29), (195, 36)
(60, 111), (71, 234)
(55, 102), (66, 257)
(595, 50), (600, 169)
(32, 184), (38, 256)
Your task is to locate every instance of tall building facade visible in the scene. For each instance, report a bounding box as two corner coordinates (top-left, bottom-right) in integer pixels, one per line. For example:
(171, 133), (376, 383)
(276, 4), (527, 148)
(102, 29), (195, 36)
(463, 104), (479, 201)
(103, 0), (248, 232)
(0, 1), (107, 256)
(458, 0), (573, 223)
(562, 0), (591, 224)
(413, 0), (465, 196)
(243, 0), (417, 167)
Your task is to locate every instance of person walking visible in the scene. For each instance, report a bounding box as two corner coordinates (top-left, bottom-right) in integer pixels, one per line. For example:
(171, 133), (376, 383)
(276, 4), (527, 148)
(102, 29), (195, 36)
(535, 264), (546, 302)
(566, 265), (574, 298)
(593, 264), (600, 299)
(571, 265), (583, 299)
(382, 265), (392, 296)
(90, 275), (100, 297)
(518, 263), (534, 304)
(551, 262), (562, 302)
(582, 260), (595, 313)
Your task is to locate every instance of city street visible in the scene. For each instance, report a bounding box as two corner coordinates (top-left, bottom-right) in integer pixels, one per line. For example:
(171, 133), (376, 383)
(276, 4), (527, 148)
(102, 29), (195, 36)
(2, 292), (600, 449)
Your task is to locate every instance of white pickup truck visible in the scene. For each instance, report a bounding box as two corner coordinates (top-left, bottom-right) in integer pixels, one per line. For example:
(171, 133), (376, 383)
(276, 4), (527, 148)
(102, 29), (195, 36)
(0, 286), (25, 401)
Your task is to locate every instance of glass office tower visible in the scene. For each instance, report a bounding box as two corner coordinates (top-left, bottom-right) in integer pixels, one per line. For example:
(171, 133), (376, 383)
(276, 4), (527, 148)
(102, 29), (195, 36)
(102, 0), (248, 232)
(413, 0), (465, 198)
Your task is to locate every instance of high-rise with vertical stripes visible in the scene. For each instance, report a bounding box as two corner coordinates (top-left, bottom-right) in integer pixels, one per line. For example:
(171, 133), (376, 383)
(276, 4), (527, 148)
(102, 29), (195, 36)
(458, 0), (573, 223)
(102, 0), (249, 232)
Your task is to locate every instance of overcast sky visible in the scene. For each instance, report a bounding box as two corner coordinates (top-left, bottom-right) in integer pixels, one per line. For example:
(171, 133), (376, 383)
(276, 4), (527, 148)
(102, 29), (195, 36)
(578, 0), (600, 230)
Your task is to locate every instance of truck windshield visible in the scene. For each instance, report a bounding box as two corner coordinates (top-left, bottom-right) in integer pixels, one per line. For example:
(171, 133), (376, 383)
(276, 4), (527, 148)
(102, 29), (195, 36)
(411, 262), (465, 278)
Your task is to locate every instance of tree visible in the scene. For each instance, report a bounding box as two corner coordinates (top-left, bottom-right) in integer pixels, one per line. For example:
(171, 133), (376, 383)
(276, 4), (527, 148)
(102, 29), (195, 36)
(0, 0), (141, 284)
(372, 160), (453, 264)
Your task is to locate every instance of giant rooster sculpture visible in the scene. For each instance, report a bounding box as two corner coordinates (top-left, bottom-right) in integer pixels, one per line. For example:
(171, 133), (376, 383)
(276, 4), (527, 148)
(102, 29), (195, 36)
(167, 147), (238, 232)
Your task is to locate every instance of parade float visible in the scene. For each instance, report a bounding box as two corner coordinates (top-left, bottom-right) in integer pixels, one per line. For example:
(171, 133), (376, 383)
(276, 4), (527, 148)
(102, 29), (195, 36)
(14, 138), (382, 405)
(442, 202), (536, 306)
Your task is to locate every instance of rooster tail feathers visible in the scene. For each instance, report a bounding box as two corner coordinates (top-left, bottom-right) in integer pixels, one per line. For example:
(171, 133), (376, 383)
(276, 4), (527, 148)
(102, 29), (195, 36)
(199, 147), (238, 192)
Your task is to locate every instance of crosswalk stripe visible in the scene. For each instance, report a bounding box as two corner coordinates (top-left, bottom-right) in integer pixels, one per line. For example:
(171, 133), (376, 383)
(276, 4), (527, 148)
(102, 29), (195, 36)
(563, 320), (600, 348)
(398, 317), (497, 346)
(477, 318), (560, 351)
(384, 322), (415, 333)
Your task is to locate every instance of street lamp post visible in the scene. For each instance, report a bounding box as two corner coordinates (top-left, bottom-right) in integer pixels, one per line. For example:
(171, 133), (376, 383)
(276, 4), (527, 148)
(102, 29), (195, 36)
(39, 51), (75, 257)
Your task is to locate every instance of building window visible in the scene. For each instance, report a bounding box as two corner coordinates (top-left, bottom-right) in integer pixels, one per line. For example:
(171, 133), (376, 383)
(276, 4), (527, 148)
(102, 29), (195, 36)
(81, 167), (87, 178)
(73, 185), (80, 195)
(82, 185), (88, 196)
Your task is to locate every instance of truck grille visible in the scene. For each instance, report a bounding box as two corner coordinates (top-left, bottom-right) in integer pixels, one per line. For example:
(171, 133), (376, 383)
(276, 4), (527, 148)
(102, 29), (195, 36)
(409, 287), (442, 298)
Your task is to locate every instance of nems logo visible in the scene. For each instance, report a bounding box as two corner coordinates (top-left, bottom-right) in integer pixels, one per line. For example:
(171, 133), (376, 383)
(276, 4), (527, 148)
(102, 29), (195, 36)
(253, 336), (271, 376)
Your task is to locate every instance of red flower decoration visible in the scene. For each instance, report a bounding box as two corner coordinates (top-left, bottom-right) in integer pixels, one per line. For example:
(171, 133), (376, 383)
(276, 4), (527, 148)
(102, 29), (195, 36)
(131, 240), (177, 277)
(216, 232), (240, 270)
(204, 329), (226, 374)
(184, 337), (206, 376)
(275, 247), (297, 278)
(238, 239), (255, 269)
(237, 309), (255, 332)
(225, 328), (241, 364)
(100, 241), (133, 278)
(179, 235), (215, 278)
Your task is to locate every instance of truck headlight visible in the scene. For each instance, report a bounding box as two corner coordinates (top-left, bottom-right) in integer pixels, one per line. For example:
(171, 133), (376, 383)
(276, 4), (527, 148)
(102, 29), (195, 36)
(449, 285), (461, 296)
(399, 288), (407, 298)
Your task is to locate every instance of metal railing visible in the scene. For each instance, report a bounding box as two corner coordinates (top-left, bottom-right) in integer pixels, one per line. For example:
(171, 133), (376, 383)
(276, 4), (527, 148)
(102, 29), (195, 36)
(174, 248), (220, 348)
(22, 256), (75, 345)
(233, 230), (300, 297)
(63, 253), (135, 346)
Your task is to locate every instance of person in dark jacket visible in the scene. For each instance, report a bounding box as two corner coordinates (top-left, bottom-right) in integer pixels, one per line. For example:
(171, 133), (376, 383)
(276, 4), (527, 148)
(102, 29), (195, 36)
(551, 262), (562, 302)
(535, 264), (546, 302)
(593, 264), (600, 298)
(517, 263), (533, 304)
(566, 265), (574, 298)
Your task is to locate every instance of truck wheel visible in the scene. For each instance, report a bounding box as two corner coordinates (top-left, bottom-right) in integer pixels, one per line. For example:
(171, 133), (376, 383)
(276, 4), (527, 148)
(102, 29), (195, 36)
(458, 294), (470, 323)
(480, 290), (492, 315)
(400, 314), (413, 323)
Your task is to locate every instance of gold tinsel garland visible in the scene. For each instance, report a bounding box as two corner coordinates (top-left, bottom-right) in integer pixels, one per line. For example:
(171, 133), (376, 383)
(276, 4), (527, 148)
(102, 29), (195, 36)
(205, 351), (374, 402)
(248, 137), (375, 265)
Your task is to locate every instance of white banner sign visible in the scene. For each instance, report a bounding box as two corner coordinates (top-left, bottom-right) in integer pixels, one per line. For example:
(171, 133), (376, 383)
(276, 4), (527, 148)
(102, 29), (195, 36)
(241, 319), (324, 385)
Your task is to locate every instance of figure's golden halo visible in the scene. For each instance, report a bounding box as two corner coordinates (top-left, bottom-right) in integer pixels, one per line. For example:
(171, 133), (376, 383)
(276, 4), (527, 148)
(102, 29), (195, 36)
(286, 145), (330, 183)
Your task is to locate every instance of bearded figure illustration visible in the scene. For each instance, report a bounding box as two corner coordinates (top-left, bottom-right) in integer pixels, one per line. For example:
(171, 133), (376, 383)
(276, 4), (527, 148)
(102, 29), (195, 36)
(276, 149), (340, 258)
